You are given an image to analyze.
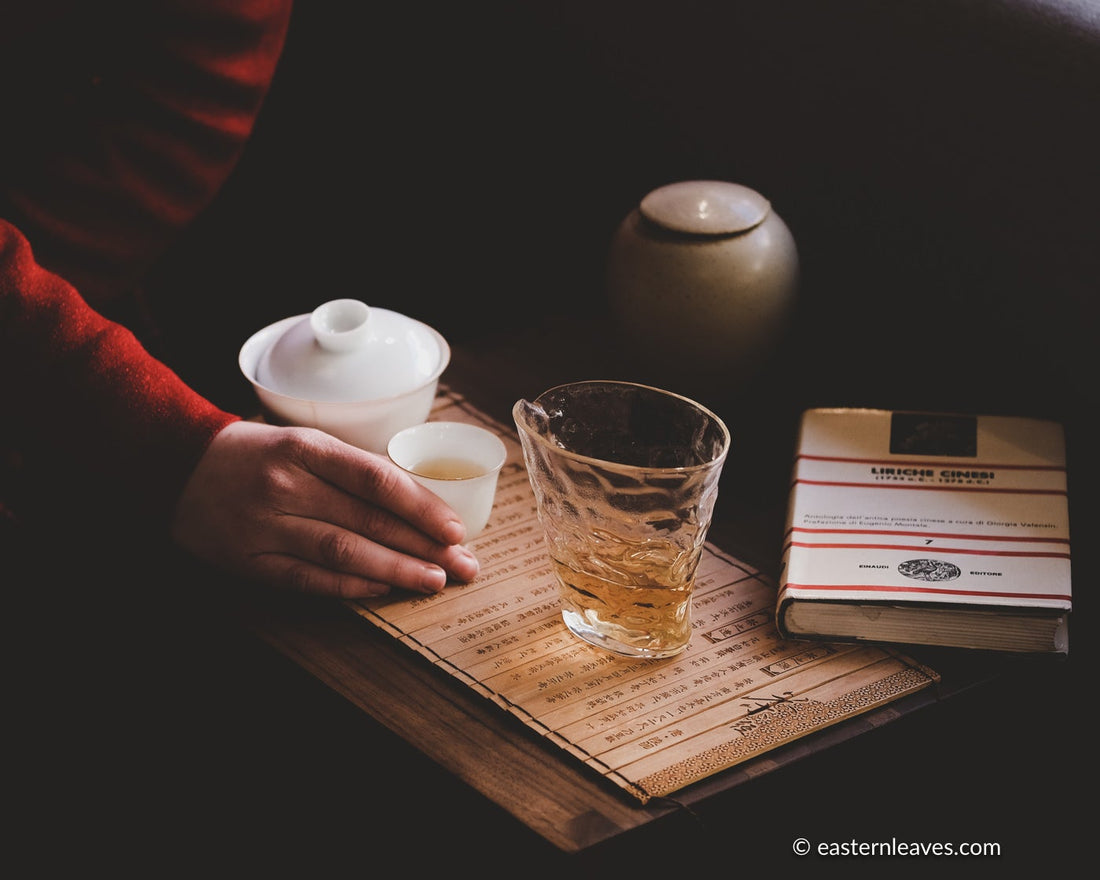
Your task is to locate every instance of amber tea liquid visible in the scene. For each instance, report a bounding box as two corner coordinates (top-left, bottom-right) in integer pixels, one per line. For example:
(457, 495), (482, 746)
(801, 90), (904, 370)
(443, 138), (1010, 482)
(551, 555), (693, 658)
(412, 456), (487, 480)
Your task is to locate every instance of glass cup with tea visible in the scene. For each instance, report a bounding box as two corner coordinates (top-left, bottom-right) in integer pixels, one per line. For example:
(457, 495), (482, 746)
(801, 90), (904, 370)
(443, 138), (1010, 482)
(513, 380), (730, 659)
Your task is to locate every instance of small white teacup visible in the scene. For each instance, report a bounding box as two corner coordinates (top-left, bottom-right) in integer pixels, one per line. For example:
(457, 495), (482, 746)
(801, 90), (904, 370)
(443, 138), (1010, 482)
(387, 421), (507, 541)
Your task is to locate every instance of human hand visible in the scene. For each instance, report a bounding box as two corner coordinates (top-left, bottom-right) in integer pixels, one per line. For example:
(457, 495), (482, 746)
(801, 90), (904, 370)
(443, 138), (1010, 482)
(171, 420), (480, 597)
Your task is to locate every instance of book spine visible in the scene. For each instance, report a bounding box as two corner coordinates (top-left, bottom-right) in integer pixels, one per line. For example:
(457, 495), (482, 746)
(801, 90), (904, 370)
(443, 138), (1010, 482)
(775, 417), (810, 638)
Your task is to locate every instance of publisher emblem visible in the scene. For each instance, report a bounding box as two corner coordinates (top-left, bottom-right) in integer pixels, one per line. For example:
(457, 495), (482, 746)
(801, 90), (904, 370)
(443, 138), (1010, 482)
(897, 559), (961, 582)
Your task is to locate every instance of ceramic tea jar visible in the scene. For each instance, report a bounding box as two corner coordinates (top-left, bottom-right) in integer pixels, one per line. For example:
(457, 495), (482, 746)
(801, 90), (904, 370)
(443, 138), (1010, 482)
(606, 180), (799, 399)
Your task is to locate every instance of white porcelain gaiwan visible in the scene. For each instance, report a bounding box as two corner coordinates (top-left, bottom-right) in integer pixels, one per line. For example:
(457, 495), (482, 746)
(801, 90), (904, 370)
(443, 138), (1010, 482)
(239, 299), (450, 453)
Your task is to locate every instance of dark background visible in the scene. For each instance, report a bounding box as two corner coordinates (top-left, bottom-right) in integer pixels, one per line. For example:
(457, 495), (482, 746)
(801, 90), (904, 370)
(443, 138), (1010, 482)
(14, 1), (1095, 873)
(150, 1), (1099, 422)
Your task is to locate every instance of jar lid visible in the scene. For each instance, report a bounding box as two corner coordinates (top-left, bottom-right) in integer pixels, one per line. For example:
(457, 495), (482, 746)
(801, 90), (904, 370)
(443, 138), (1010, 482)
(254, 299), (448, 402)
(639, 180), (771, 235)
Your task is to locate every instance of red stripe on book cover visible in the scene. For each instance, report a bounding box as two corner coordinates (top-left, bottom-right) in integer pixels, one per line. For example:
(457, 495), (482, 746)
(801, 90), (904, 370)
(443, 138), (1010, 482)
(784, 526), (1069, 544)
(794, 479), (1066, 496)
(780, 582), (1073, 602)
(795, 454), (1066, 472)
(787, 541), (1070, 559)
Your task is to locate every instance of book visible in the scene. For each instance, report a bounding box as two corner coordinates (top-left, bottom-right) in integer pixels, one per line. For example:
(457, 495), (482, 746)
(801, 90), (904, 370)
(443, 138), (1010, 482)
(776, 408), (1071, 654)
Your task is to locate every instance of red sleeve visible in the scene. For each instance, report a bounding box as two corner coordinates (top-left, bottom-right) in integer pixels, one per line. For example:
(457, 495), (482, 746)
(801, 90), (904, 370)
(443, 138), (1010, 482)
(1, 220), (239, 526)
(0, 0), (294, 307)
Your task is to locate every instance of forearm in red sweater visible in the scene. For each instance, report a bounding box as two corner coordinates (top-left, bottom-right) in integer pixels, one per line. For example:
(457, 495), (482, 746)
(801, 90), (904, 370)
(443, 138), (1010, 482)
(1, 220), (239, 526)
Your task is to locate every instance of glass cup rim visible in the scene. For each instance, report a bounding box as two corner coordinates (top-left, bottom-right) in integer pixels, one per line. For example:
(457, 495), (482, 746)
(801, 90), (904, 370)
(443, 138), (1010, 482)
(513, 379), (731, 474)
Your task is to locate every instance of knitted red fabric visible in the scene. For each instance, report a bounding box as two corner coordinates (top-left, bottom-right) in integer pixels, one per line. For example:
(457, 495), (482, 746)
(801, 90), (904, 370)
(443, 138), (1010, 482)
(0, 0), (293, 530)
(0, 0), (294, 306)
(1, 221), (240, 526)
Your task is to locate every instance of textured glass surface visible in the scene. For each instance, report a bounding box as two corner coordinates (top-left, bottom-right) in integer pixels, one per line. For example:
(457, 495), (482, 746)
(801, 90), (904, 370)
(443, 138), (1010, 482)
(514, 381), (730, 658)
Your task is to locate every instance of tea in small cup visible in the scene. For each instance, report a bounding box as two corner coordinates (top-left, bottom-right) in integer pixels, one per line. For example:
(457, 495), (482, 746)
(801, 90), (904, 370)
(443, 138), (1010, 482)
(387, 421), (507, 541)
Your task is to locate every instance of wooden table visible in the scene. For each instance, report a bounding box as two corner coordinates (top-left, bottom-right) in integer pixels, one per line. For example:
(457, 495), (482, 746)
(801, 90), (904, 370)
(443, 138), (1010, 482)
(214, 317), (1084, 868)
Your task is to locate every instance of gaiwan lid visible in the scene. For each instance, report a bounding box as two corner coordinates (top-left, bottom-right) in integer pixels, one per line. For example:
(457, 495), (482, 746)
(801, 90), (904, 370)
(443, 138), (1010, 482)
(254, 299), (448, 402)
(639, 180), (771, 236)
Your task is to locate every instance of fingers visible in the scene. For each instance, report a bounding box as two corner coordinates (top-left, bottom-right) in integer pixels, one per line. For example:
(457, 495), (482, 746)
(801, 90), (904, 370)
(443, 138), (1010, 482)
(260, 431), (481, 589)
(249, 527), (480, 599)
(250, 556), (432, 600)
(173, 421), (484, 600)
(292, 429), (469, 547)
(295, 477), (469, 568)
(249, 545), (446, 600)
(265, 508), (479, 597)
